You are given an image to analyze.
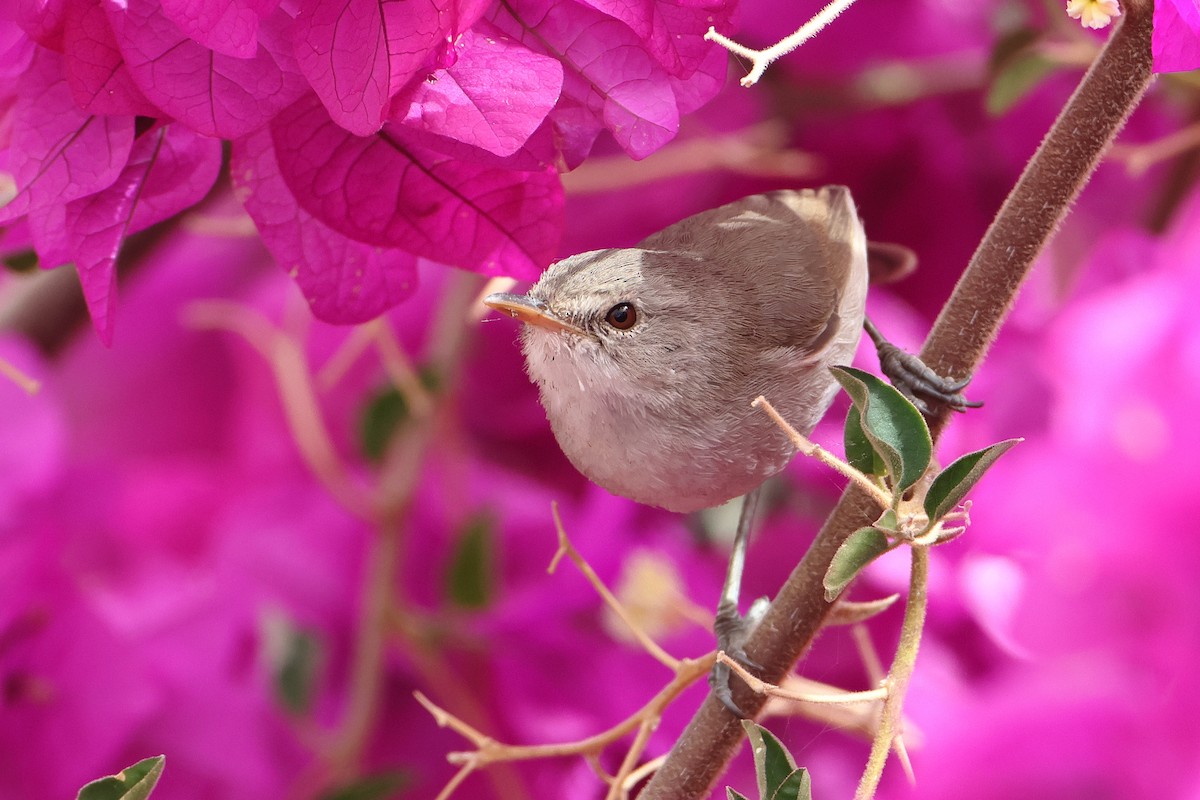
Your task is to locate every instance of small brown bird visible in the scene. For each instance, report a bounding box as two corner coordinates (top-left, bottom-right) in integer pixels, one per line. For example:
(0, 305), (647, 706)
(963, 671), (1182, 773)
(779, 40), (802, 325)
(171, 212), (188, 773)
(485, 187), (868, 514)
(485, 187), (972, 712)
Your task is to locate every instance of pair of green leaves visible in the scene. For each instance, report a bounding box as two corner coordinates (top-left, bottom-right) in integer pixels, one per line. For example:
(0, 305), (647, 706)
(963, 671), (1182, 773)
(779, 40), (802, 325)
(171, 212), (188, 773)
(727, 722), (812, 800)
(824, 367), (1019, 600)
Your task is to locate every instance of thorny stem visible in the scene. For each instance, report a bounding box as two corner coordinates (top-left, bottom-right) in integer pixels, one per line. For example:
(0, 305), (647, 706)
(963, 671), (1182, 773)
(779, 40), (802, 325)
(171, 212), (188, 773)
(854, 546), (928, 799)
(640, 4), (1155, 798)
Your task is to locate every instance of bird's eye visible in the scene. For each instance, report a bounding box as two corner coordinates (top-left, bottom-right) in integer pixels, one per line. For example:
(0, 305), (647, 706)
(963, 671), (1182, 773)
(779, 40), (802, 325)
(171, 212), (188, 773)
(605, 302), (637, 330)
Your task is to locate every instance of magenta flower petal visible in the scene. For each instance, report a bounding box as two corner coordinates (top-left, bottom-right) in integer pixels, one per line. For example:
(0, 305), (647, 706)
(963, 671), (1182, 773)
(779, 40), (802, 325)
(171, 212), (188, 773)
(159, 0), (267, 58)
(392, 118), (568, 172)
(0, 50), (133, 225)
(489, 0), (680, 160)
(1153, 0), (1200, 73)
(0, 19), (37, 79)
(10, 0), (68, 48)
(107, 0), (307, 138)
(271, 93), (563, 277)
(294, 0), (484, 136)
(27, 124), (222, 344)
(669, 41), (728, 114)
(394, 23), (564, 158)
(62, 0), (159, 117)
(231, 128), (419, 323)
(404, 101), (603, 172)
(577, 0), (733, 78)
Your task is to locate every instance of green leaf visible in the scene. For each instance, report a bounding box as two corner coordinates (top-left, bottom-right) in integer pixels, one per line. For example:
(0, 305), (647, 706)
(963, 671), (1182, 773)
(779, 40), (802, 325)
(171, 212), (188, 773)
(726, 790), (752, 800)
(359, 387), (408, 462)
(3, 249), (39, 273)
(357, 368), (440, 462)
(76, 756), (165, 800)
(277, 629), (320, 715)
(987, 26), (1038, 72)
(830, 367), (932, 496)
(771, 768), (812, 800)
(445, 511), (495, 609)
(261, 611), (323, 716)
(924, 438), (1022, 523)
(843, 405), (884, 477)
(985, 27), (1059, 116)
(743, 721), (798, 800)
(874, 508), (898, 532)
(824, 527), (893, 601)
(987, 50), (1056, 115)
(319, 771), (410, 800)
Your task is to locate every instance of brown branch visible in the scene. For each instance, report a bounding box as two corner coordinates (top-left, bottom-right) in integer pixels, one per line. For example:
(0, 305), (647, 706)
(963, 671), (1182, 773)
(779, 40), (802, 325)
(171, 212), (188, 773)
(639, 3), (1156, 797)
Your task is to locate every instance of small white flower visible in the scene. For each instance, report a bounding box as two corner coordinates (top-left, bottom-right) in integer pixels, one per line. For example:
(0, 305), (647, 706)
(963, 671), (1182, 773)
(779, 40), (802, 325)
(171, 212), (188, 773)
(1066, 0), (1121, 29)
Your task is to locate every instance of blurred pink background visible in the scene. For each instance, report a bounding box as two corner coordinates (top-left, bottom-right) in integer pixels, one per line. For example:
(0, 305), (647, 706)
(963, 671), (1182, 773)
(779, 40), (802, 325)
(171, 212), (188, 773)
(3, 1), (1199, 798)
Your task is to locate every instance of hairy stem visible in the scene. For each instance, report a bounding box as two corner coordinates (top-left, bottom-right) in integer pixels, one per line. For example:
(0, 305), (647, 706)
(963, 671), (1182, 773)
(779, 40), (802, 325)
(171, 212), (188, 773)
(639, 3), (1155, 797)
(854, 545), (927, 799)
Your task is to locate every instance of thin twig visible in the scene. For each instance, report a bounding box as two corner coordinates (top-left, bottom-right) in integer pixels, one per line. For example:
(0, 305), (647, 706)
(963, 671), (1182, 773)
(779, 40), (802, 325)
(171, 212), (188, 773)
(753, 395), (893, 509)
(326, 524), (398, 776)
(826, 596), (901, 626)
(606, 720), (658, 800)
(434, 764), (477, 800)
(550, 502), (680, 671)
(315, 324), (375, 391)
(622, 755), (668, 797)
(717, 652), (887, 706)
(0, 355), (41, 394)
(1108, 119), (1200, 176)
(705, 0), (861, 86)
(367, 318), (435, 419)
(182, 300), (372, 519)
(562, 122), (818, 193)
(417, 656), (713, 768)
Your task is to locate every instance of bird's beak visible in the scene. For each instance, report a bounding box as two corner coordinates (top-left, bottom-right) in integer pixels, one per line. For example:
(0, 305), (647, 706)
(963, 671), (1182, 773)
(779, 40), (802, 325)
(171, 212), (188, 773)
(483, 292), (587, 336)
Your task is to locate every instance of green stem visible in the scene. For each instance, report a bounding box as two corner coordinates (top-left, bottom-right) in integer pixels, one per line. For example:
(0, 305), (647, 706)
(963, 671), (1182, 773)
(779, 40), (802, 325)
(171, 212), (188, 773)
(854, 545), (928, 800)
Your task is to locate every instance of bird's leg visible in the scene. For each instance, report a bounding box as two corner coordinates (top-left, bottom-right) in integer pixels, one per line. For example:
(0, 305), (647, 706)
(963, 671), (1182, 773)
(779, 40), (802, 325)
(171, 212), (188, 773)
(864, 317), (983, 415)
(711, 486), (771, 716)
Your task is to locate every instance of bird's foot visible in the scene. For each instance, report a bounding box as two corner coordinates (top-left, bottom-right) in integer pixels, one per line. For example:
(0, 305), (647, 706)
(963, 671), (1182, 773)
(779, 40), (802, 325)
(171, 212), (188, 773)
(865, 319), (982, 416)
(711, 596), (770, 717)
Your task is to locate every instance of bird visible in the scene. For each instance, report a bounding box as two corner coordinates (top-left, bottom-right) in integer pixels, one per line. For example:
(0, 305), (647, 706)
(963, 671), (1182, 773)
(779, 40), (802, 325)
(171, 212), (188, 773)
(484, 187), (868, 514)
(483, 186), (973, 712)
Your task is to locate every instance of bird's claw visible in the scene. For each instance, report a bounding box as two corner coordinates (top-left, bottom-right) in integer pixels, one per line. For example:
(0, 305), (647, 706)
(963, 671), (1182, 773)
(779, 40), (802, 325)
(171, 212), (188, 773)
(862, 318), (981, 415)
(875, 341), (982, 416)
(711, 597), (769, 717)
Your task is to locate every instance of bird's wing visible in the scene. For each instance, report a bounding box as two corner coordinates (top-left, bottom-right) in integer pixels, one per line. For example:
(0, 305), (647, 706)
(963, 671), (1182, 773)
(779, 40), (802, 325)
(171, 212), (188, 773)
(640, 187), (868, 355)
